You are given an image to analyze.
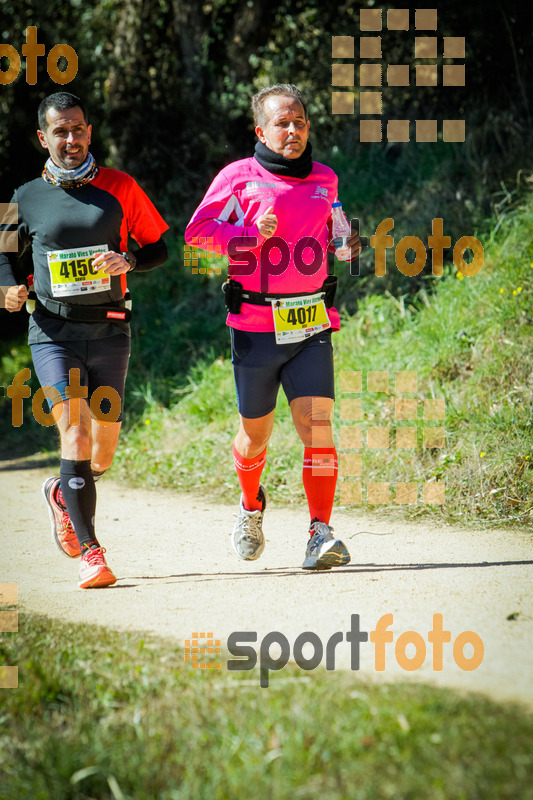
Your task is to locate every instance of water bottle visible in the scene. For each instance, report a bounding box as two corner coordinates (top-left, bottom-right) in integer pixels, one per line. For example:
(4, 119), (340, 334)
(331, 202), (352, 261)
(26, 274), (36, 314)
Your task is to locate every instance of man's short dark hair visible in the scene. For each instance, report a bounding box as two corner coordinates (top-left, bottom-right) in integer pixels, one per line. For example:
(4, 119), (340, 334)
(252, 84), (308, 129)
(38, 92), (88, 131)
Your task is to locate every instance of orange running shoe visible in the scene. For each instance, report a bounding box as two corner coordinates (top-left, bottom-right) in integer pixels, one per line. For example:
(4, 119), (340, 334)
(42, 476), (81, 558)
(78, 546), (117, 589)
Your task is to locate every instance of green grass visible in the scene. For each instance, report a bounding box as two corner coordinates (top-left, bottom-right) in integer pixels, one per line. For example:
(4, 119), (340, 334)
(1, 613), (532, 799)
(112, 197), (533, 525)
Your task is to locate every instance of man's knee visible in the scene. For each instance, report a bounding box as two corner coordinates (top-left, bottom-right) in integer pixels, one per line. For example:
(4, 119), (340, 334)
(291, 397), (334, 447)
(236, 412), (274, 457)
(90, 421), (122, 472)
(239, 427), (270, 453)
(56, 400), (92, 457)
(293, 397), (333, 428)
(60, 425), (92, 457)
(91, 454), (114, 473)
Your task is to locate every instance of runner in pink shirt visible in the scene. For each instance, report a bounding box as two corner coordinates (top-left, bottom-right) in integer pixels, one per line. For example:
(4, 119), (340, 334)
(185, 84), (360, 570)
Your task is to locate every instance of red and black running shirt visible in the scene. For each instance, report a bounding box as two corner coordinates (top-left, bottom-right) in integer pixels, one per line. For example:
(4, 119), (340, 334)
(0, 167), (169, 343)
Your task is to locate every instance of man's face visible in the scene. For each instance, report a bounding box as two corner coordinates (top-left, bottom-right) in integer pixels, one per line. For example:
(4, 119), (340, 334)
(255, 95), (310, 160)
(37, 106), (92, 170)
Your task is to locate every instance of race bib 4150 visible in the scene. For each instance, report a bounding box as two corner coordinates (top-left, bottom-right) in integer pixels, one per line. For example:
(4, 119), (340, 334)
(47, 244), (110, 297)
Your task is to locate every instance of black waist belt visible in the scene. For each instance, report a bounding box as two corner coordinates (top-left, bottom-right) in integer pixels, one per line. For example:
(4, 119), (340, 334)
(223, 275), (337, 314)
(35, 292), (132, 323)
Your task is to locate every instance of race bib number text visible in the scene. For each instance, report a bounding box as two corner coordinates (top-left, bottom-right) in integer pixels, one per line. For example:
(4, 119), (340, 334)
(47, 245), (110, 297)
(272, 292), (331, 344)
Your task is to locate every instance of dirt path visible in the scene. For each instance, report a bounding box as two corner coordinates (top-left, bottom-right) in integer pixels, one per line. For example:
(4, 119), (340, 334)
(2, 457), (532, 707)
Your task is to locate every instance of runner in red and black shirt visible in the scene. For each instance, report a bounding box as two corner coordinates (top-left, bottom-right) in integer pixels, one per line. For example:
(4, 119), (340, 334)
(0, 92), (169, 589)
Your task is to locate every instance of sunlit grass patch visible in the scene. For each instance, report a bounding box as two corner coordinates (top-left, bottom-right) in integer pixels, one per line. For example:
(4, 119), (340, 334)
(1, 613), (532, 799)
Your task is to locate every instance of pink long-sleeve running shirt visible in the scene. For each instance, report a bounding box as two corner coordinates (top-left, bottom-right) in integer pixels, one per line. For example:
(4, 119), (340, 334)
(185, 157), (341, 332)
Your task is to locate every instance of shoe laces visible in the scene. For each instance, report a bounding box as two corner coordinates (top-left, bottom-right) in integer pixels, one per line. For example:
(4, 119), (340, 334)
(239, 509), (263, 543)
(309, 521), (334, 540)
(82, 546), (106, 565)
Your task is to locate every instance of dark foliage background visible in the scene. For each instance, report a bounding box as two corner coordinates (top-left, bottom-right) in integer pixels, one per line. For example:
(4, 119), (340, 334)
(1, 1), (531, 203)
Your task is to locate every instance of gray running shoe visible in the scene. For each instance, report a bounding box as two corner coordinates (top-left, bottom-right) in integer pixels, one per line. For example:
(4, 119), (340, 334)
(232, 485), (267, 561)
(302, 520), (351, 570)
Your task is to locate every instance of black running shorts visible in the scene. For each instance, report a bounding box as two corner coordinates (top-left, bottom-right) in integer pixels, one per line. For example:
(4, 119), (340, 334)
(30, 334), (131, 422)
(230, 328), (335, 419)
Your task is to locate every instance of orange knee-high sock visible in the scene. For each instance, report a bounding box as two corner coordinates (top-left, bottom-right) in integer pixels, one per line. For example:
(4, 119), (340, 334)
(233, 444), (267, 511)
(302, 447), (338, 527)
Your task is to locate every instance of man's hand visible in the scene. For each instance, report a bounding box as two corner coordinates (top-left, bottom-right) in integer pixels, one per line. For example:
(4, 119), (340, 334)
(92, 251), (131, 275)
(4, 284), (28, 312)
(256, 205), (278, 239)
(347, 229), (362, 260)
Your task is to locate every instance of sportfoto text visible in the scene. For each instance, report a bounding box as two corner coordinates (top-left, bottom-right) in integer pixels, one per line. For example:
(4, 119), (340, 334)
(191, 217), (484, 290)
(227, 613), (484, 687)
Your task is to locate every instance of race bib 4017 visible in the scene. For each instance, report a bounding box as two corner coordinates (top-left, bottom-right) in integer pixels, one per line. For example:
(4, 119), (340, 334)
(272, 292), (331, 344)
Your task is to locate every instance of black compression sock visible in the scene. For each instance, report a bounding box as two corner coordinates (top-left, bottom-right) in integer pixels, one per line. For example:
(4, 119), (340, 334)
(59, 459), (100, 550)
(91, 469), (107, 483)
(80, 540), (101, 554)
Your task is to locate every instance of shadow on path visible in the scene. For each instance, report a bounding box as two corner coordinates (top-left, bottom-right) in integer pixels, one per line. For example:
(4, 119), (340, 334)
(119, 559), (533, 584)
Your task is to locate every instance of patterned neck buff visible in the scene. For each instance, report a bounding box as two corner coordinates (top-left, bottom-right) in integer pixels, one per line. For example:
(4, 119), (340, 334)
(42, 152), (98, 188)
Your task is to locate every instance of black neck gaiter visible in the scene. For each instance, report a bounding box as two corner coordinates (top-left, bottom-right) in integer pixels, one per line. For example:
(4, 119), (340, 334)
(253, 140), (313, 178)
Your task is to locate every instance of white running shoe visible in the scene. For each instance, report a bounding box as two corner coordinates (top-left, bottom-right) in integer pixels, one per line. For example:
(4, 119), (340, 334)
(302, 520), (351, 570)
(232, 485), (267, 561)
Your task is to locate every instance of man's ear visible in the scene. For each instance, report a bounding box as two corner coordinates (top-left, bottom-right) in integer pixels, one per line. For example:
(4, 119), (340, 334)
(37, 130), (49, 151)
(255, 125), (266, 144)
